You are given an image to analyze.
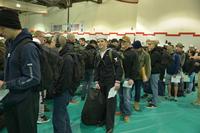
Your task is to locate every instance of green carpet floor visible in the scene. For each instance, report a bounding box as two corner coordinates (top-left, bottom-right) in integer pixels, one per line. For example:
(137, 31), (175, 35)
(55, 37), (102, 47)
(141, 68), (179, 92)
(1, 91), (200, 133)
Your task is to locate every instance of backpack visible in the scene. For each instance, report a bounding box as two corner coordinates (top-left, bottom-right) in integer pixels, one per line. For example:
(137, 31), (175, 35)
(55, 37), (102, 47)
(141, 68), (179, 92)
(63, 52), (85, 95)
(160, 49), (174, 68)
(108, 49), (125, 81)
(0, 43), (5, 71)
(15, 38), (63, 91)
(84, 46), (97, 69)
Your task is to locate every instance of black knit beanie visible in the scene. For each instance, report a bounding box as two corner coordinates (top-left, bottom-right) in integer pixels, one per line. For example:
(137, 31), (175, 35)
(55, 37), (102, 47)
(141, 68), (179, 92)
(0, 9), (22, 29)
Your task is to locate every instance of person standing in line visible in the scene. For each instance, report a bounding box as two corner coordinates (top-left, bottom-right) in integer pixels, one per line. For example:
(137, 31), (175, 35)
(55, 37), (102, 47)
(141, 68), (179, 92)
(191, 51), (200, 105)
(0, 9), (41, 133)
(117, 36), (139, 122)
(52, 34), (73, 133)
(94, 37), (123, 133)
(132, 40), (151, 111)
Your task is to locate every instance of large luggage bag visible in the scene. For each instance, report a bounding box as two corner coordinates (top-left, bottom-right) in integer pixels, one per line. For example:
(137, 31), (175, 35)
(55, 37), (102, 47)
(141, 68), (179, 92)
(81, 89), (106, 125)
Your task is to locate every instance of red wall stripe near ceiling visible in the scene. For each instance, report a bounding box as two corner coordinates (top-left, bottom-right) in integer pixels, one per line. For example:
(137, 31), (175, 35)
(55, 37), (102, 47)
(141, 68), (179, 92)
(74, 32), (200, 37)
(47, 31), (200, 37)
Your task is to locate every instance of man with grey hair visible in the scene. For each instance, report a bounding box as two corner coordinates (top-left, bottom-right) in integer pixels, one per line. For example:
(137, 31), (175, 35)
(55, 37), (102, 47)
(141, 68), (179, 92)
(147, 40), (162, 108)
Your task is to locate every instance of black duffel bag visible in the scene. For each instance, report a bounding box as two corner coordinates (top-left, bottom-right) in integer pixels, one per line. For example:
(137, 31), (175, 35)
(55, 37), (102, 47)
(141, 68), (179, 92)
(81, 88), (106, 126)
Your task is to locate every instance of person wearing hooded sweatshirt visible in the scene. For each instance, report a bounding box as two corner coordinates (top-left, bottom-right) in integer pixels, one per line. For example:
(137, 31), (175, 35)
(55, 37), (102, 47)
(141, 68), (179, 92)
(0, 9), (41, 133)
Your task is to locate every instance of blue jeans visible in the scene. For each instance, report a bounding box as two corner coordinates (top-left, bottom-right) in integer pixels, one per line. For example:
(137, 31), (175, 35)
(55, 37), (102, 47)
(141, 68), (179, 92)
(119, 85), (132, 116)
(53, 90), (72, 133)
(81, 69), (94, 99)
(150, 74), (160, 105)
(188, 72), (195, 92)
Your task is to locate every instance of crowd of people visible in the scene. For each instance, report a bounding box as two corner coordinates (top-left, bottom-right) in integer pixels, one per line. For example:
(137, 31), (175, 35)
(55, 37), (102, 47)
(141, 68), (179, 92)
(0, 8), (200, 133)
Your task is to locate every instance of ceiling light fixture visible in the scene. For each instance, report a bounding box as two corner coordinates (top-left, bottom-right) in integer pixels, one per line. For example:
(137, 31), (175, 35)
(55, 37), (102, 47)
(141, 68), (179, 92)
(16, 3), (21, 8)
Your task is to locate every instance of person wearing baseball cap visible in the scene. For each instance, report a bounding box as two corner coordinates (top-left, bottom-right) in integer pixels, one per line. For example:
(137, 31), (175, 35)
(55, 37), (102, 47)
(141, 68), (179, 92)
(0, 8), (40, 133)
(176, 42), (185, 67)
(132, 40), (151, 111)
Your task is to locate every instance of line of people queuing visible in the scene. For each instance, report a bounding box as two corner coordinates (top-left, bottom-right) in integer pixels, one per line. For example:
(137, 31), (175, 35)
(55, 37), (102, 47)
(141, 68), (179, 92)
(0, 8), (200, 133)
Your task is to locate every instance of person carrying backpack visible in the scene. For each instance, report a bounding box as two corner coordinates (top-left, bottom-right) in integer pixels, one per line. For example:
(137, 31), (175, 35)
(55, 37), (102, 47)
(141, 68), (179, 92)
(33, 32), (50, 124)
(81, 40), (98, 100)
(51, 34), (73, 133)
(0, 9), (41, 133)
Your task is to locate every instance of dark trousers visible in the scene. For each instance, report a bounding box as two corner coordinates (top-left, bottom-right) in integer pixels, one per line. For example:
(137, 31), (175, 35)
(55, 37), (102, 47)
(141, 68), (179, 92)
(53, 90), (72, 133)
(5, 91), (39, 133)
(134, 80), (143, 102)
(99, 82), (116, 130)
(81, 69), (94, 99)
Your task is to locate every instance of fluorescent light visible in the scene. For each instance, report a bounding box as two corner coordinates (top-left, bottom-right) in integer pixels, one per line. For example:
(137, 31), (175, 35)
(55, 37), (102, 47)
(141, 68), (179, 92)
(16, 3), (21, 8)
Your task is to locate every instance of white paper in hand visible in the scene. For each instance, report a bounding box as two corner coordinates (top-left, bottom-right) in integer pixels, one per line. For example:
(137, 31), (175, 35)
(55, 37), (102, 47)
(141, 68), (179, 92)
(122, 81), (133, 88)
(0, 89), (9, 101)
(171, 75), (181, 83)
(108, 87), (117, 99)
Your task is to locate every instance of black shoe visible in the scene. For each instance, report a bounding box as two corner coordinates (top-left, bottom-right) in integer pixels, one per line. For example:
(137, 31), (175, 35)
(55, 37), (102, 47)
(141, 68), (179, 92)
(147, 98), (152, 103)
(146, 103), (157, 109)
(106, 128), (113, 133)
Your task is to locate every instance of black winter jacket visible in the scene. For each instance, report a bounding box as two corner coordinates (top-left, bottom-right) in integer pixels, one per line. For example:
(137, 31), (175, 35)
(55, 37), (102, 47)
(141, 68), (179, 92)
(0, 29), (41, 104)
(122, 47), (139, 80)
(94, 49), (123, 84)
(149, 47), (162, 74)
(54, 44), (74, 95)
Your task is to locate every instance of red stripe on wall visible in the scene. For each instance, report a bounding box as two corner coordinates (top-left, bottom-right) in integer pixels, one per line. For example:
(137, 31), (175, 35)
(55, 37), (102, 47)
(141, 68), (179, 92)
(46, 31), (200, 37)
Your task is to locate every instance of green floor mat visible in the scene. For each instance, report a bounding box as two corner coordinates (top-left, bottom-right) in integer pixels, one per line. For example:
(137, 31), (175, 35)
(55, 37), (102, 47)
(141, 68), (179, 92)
(1, 92), (200, 133)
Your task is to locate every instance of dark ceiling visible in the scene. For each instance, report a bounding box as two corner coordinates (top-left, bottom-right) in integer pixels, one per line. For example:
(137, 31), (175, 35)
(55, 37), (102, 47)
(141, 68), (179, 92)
(18, 0), (102, 9)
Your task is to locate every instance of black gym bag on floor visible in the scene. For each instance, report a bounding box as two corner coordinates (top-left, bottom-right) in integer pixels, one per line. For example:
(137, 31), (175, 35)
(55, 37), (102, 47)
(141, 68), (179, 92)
(81, 89), (106, 126)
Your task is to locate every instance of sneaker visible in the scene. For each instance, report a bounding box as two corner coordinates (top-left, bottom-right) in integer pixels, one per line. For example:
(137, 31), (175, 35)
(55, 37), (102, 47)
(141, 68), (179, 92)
(115, 111), (122, 116)
(133, 102), (140, 111)
(124, 116), (129, 123)
(165, 96), (173, 101)
(106, 128), (113, 133)
(69, 99), (78, 104)
(37, 115), (50, 124)
(147, 98), (152, 103)
(146, 103), (157, 108)
(173, 97), (178, 102)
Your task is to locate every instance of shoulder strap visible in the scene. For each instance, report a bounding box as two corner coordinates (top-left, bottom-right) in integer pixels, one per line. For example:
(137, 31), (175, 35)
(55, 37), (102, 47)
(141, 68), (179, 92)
(108, 49), (113, 62)
(14, 38), (32, 54)
(108, 49), (125, 81)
